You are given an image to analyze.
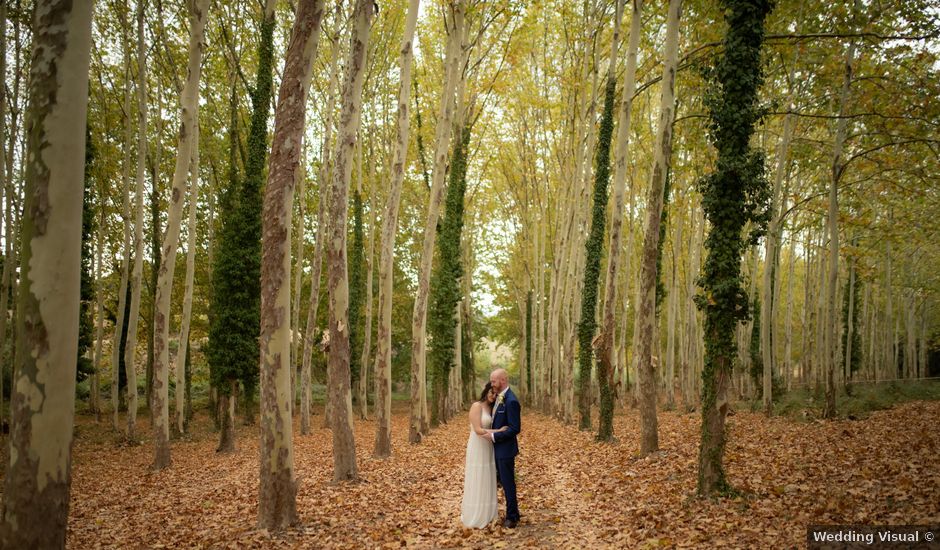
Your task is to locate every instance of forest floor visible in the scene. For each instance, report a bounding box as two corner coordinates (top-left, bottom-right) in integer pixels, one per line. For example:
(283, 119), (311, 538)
(6, 398), (939, 548)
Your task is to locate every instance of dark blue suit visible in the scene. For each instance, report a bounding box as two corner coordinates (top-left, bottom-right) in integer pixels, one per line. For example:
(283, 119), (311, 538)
(491, 387), (521, 522)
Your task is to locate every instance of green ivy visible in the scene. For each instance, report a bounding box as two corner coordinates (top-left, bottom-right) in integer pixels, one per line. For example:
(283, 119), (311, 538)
(578, 76), (617, 431)
(429, 125), (471, 425)
(208, 13), (276, 405)
(696, 0), (774, 496)
(348, 189), (365, 386)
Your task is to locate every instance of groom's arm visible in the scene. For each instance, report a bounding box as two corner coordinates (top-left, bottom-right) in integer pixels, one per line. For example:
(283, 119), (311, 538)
(492, 399), (521, 443)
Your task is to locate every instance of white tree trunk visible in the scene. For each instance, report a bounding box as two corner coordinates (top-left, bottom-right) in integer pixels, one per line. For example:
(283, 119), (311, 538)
(411, 0), (464, 439)
(151, 0), (209, 469)
(597, 0), (643, 430)
(291, 151), (307, 415)
(325, 0), (374, 482)
(174, 124), (200, 434)
(376, 0), (420, 454)
(111, 29), (134, 432)
(258, 0), (326, 530)
(823, 38), (856, 418)
(124, 0), (149, 441)
(635, 0), (681, 456)
(301, 2), (342, 436)
(0, 2), (93, 546)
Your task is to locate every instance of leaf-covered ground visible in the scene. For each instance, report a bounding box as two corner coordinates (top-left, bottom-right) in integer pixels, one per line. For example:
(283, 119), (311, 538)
(14, 400), (939, 547)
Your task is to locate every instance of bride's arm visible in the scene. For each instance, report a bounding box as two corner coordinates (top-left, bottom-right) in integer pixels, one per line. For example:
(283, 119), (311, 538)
(469, 403), (489, 436)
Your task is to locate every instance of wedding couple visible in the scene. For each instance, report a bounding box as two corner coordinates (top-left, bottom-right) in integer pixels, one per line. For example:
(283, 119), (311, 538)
(460, 368), (521, 529)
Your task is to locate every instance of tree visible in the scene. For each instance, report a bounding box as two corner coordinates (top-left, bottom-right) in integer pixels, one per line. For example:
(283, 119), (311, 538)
(823, 31), (858, 419)
(577, 0), (623, 432)
(209, 0), (277, 451)
(300, 1), (343, 436)
(429, 125), (472, 426)
(258, 0), (326, 529)
(111, 10), (134, 431)
(0, 1), (94, 546)
(151, 0), (209, 470)
(374, 0), (420, 457)
(79, 127), (97, 389)
(123, 0), (148, 441)
(696, 0), (774, 497)
(411, 0), (464, 441)
(175, 125), (200, 434)
(596, 0), (643, 442)
(634, 0), (681, 454)
(348, 189), (366, 414)
(325, 0), (375, 482)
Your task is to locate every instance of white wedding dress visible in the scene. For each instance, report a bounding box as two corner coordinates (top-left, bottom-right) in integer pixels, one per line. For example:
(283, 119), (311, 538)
(460, 408), (498, 528)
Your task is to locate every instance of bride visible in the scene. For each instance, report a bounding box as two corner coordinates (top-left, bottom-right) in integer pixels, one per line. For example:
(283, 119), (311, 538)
(461, 382), (507, 528)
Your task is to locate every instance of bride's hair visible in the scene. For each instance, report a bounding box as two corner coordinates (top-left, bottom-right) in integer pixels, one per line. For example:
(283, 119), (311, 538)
(478, 381), (494, 403)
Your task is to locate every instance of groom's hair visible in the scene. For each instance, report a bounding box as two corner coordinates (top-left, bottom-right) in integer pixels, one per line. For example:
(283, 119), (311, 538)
(479, 381), (494, 403)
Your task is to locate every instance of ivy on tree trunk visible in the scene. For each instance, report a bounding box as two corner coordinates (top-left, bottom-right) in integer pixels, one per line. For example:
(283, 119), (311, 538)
(696, 0), (774, 497)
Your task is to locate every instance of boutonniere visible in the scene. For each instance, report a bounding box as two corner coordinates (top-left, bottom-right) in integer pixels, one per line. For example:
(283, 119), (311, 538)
(495, 394), (505, 409)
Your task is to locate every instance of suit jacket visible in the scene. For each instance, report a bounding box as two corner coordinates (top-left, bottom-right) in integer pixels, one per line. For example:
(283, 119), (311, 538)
(491, 387), (521, 459)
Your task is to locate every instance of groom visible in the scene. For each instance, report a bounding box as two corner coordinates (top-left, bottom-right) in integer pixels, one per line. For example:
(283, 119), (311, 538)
(489, 368), (521, 528)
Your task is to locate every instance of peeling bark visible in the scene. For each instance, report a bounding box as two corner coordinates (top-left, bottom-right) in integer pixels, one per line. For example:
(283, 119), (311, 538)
(151, 0), (209, 470)
(375, 0), (420, 454)
(259, 0), (325, 530)
(302, 2), (342, 436)
(326, 0), (374, 482)
(411, 0), (464, 441)
(0, 1), (93, 546)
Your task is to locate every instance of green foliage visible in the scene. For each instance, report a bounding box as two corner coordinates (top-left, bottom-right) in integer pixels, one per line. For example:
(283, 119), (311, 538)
(578, 76), (616, 430)
(696, 0), (774, 495)
(429, 125), (471, 423)
(348, 189), (365, 385)
(78, 124), (96, 383)
(208, 13), (275, 400)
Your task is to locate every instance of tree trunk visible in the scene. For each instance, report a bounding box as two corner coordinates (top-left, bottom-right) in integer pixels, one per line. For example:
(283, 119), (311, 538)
(124, 0), (149, 441)
(302, 2), (342, 436)
(0, 0), (8, 431)
(291, 157), (307, 416)
(175, 124), (200, 434)
(358, 180), (376, 421)
(326, 0), (374, 482)
(577, 0), (625, 432)
(374, 0), (420, 450)
(697, 0), (773, 497)
(0, 2), (93, 546)
(111, 24), (134, 432)
(411, 0), (464, 441)
(596, 0), (643, 442)
(762, 107), (793, 414)
(635, 0), (681, 455)
(823, 37), (856, 419)
(152, 0), (209, 470)
(147, 85), (163, 415)
(217, 380), (237, 453)
(258, 0), (326, 530)
(92, 181), (106, 421)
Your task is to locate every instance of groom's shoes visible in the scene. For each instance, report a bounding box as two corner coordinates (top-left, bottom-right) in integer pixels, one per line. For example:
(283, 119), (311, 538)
(502, 519), (518, 529)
